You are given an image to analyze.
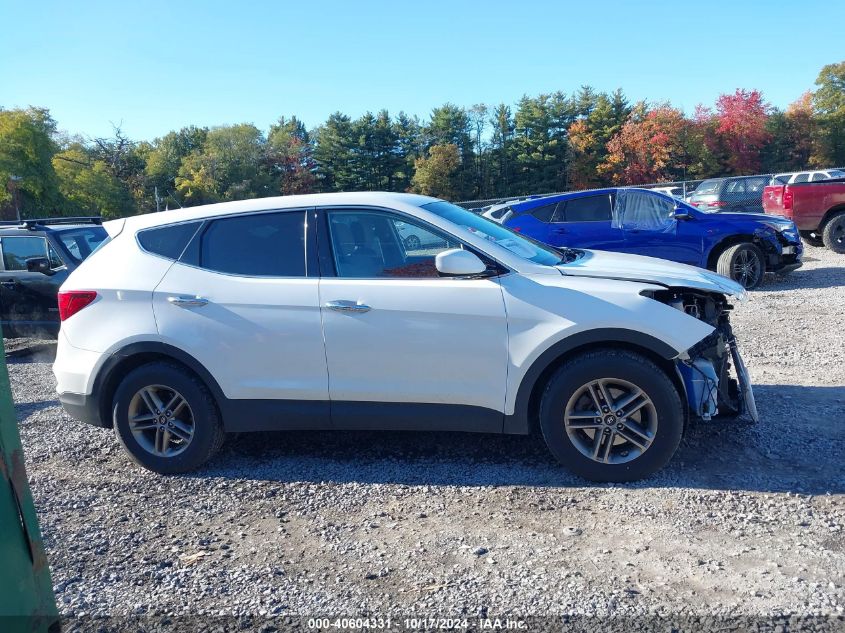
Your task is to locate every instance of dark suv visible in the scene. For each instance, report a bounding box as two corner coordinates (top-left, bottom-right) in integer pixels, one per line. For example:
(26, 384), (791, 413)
(687, 176), (770, 213)
(0, 218), (107, 338)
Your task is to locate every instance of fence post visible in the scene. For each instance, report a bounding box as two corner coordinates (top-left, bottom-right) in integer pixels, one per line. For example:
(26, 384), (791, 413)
(0, 338), (59, 633)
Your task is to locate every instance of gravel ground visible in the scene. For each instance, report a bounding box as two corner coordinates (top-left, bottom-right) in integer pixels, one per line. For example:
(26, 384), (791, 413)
(7, 243), (845, 630)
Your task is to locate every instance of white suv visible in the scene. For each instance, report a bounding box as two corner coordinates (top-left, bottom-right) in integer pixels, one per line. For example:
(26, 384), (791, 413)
(54, 192), (757, 481)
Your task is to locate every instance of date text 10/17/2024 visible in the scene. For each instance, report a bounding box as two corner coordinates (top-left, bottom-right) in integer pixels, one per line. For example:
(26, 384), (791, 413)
(307, 618), (529, 630)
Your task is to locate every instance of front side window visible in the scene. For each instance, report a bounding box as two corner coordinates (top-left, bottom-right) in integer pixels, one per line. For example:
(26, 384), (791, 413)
(1, 236), (64, 271)
(327, 211), (460, 278)
(793, 173), (810, 183)
(562, 194), (613, 222)
(614, 191), (676, 231)
(197, 212), (306, 277)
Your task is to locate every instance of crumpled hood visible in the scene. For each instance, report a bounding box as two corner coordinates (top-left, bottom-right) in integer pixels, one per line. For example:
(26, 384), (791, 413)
(558, 249), (747, 298)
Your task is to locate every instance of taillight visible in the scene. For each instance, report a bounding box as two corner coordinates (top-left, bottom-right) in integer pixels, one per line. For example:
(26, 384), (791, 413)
(708, 201), (728, 208)
(782, 189), (794, 211)
(58, 291), (98, 321)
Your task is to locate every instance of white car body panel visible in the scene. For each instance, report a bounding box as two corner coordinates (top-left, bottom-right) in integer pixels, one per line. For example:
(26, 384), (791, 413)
(499, 273), (715, 415)
(152, 262), (329, 401)
(319, 277), (508, 409)
(559, 249), (747, 298)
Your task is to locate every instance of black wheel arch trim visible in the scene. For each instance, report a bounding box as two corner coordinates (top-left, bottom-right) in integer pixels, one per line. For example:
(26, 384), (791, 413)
(503, 328), (684, 435)
(90, 341), (229, 429)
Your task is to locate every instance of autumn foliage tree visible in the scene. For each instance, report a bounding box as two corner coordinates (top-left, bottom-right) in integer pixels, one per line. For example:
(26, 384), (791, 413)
(599, 105), (689, 184)
(705, 89), (772, 174)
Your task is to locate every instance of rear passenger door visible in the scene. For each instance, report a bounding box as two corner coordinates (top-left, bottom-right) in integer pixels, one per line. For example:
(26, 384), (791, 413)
(151, 210), (331, 430)
(552, 193), (625, 251)
(0, 235), (68, 337)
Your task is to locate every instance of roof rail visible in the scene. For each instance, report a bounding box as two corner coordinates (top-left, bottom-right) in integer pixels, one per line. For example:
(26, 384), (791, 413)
(0, 217), (103, 230)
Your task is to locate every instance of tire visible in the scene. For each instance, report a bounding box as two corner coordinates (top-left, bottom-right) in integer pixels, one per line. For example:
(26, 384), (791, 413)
(539, 349), (684, 482)
(822, 212), (845, 254)
(112, 362), (224, 474)
(404, 235), (421, 250)
(799, 230), (824, 247)
(716, 242), (765, 289)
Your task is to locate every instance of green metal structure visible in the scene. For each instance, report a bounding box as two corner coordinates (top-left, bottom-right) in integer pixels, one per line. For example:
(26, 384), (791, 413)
(0, 340), (59, 632)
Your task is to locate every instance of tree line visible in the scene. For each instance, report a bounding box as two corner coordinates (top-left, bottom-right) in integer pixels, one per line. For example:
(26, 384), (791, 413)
(1, 61), (844, 219)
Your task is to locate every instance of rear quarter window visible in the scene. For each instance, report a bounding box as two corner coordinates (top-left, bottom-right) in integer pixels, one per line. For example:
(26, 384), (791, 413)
(137, 222), (203, 260)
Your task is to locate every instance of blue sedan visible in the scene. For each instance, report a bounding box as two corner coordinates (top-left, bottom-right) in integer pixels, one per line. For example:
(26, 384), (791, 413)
(503, 188), (802, 289)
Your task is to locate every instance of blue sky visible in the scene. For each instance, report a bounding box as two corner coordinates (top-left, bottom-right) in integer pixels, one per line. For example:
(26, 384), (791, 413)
(2, 0), (841, 141)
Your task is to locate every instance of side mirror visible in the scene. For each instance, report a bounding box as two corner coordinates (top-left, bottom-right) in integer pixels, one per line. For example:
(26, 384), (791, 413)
(672, 207), (692, 220)
(26, 257), (52, 275)
(435, 248), (487, 277)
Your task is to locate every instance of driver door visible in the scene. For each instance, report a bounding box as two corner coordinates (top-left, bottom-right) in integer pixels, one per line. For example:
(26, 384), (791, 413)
(317, 208), (509, 431)
(617, 190), (703, 265)
(0, 236), (68, 337)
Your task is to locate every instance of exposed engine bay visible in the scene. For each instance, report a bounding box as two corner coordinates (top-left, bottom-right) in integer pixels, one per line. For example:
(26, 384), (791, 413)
(650, 289), (759, 423)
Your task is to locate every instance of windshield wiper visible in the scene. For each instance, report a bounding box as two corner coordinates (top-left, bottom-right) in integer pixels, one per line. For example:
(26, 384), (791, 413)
(557, 247), (581, 264)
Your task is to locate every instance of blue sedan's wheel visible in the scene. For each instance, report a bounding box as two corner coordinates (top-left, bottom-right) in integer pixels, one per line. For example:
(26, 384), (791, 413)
(717, 242), (764, 289)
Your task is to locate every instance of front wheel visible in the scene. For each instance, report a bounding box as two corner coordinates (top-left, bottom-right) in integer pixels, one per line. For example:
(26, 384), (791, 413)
(539, 349), (684, 482)
(717, 242), (765, 289)
(112, 362), (224, 474)
(822, 212), (845, 254)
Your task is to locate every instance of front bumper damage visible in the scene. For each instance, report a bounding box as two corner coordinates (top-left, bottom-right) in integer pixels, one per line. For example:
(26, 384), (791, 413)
(653, 289), (759, 423)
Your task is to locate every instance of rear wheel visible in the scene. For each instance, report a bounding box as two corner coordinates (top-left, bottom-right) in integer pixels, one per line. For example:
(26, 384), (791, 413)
(822, 212), (845, 254)
(717, 242), (765, 289)
(112, 362), (224, 474)
(539, 349), (684, 482)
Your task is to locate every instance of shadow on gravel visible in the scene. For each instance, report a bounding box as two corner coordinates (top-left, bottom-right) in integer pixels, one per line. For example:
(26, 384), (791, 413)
(4, 339), (58, 362)
(762, 266), (845, 291)
(192, 384), (844, 496)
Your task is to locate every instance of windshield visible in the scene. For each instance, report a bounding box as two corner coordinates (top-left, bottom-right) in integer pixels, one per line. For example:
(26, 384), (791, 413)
(55, 226), (108, 263)
(421, 200), (565, 266)
(828, 170), (845, 179)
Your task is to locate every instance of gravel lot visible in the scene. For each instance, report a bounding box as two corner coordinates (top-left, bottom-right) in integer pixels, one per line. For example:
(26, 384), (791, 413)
(8, 244), (845, 630)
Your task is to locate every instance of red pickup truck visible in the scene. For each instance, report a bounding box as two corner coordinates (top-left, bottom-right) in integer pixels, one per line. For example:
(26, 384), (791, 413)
(762, 179), (845, 253)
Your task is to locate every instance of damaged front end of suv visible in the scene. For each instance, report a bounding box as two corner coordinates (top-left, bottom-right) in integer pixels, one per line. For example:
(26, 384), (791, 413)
(647, 288), (759, 423)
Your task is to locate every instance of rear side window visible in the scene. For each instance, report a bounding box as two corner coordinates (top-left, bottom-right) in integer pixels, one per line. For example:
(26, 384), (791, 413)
(561, 195), (612, 222)
(527, 203), (557, 222)
(138, 222), (201, 260)
(793, 173), (810, 183)
(746, 177), (767, 192)
(694, 180), (720, 194)
(198, 211), (306, 277)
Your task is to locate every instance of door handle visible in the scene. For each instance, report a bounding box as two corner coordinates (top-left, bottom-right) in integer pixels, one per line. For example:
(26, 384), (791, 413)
(324, 300), (372, 314)
(0, 280), (17, 289)
(167, 296), (209, 308)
